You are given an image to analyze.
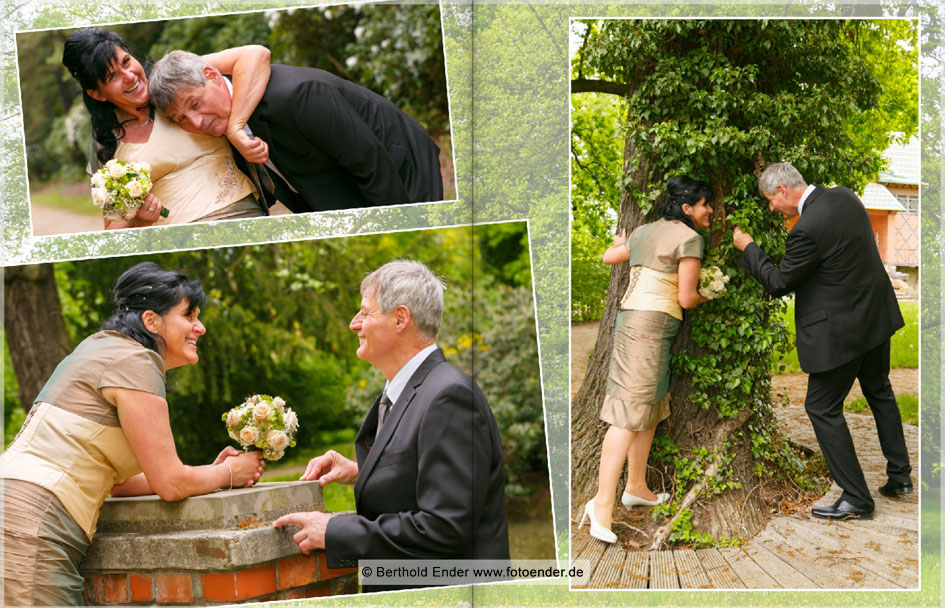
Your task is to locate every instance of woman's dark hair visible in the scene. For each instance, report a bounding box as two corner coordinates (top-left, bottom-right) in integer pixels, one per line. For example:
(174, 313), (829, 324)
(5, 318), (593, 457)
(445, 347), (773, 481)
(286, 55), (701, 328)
(102, 262), (205, 357)
(62, 28), (150, 165)
(659, 175), (714, 229)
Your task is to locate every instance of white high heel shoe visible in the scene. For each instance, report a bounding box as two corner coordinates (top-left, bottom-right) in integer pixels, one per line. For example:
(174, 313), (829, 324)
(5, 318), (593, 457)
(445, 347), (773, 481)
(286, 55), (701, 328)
(622, 491), (669, 508)
(579, 499), (617, 543)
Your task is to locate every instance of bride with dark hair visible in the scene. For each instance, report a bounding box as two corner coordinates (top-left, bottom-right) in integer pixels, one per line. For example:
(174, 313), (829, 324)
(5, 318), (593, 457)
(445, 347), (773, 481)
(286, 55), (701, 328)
(580, 175), (716, 544)
(1, 262), (265, 605)
(62, 28), (272, 229)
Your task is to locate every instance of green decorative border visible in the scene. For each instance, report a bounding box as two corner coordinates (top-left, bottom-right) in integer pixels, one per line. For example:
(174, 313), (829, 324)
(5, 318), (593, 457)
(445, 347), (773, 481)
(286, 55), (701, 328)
(2, 1), (941, 606)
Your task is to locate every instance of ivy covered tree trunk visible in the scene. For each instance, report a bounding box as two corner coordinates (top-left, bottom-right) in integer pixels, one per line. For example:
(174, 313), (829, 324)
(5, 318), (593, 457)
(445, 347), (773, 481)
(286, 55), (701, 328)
(4, 264), (72, 413)
(570, 19), (915, 547)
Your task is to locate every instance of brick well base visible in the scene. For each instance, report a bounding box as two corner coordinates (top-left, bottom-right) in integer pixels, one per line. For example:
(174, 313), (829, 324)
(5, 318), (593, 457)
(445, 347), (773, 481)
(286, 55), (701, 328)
(79, 482), (358, 605)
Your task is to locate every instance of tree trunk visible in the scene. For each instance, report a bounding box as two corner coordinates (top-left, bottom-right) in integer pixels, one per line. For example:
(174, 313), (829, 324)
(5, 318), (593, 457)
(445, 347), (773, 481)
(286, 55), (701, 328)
(571, 130), (652, 496)
(571, 137), (775, 543)
(4, 264), (72, 413)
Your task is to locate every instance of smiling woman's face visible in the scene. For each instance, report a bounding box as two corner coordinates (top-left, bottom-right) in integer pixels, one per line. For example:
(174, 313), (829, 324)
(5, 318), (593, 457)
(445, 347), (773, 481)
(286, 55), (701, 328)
(684, 197), (714, 229)
(151, 299), (205, 370)
(86, 46), (149, 115)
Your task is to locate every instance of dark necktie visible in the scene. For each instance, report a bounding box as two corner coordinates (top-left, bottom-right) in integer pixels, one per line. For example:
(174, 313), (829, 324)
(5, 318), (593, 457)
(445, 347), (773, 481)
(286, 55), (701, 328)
(377, 392), (392, 436)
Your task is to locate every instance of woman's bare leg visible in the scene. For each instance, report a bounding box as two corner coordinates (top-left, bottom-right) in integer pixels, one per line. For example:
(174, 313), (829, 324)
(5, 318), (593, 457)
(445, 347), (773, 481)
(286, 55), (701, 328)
(623, 426), (658, 501)
(592, 425), (632, 527)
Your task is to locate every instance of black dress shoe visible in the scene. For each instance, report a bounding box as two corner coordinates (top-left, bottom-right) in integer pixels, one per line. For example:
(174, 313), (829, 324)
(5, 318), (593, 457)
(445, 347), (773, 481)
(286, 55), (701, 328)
(811, 499), (874, 520)
(878, 479), (913, 498)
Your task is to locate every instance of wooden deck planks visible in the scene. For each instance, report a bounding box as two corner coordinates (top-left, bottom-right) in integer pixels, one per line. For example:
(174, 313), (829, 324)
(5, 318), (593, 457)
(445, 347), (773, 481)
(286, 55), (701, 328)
(756, 526), (898, 589)
(717, 546), (781, 589)
(619, 551), (649, 589)
(839, 516), (918, 540)
(741, 542), (819, 589)
(674, 550), (712, 589)
(571, 534), (610, 588)
(648, 550), (679, 589)
(696, 548), (745, 589)
(570, 532), (594, 559)
(586, 544), (631, 589)
(771, 517), (914, 588)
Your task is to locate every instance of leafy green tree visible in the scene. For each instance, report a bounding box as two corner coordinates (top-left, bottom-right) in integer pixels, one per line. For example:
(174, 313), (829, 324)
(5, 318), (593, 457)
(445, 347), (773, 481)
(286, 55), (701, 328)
(570, 90), (625, 320)
(570, 19), (918, 546)
(342, 3), (449, 135)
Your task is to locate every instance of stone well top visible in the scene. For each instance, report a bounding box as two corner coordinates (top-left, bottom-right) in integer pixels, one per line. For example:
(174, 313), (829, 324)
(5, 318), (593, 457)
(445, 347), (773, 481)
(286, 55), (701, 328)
(97, 481), (324, 534)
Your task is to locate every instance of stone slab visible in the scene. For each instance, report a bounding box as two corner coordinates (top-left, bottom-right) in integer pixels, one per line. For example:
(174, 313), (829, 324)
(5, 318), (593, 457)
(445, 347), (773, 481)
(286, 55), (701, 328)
(81, 521), (304, 571)
(97, 482), (323, 534)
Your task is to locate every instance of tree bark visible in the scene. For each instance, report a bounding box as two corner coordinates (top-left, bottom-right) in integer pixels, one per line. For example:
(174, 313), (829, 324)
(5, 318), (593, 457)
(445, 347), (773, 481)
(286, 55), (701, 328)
(571, 77), (629, 97)
(4, 264), (72, 413)
(571, 126), (653, 499)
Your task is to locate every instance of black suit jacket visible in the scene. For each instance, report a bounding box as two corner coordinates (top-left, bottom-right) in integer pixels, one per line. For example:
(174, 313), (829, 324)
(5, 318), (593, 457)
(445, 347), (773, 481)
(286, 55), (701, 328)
(246, 64), (442, 212)
(739, 186), (904, 374)
(324, 350), (510, 579)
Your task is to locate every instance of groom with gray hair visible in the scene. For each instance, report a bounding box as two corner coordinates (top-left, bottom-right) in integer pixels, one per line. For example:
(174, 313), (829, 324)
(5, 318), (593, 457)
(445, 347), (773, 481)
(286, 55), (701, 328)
(733, 162), (912, 521)
(148, 50), (443, 213)
(273, 260), (509, 591)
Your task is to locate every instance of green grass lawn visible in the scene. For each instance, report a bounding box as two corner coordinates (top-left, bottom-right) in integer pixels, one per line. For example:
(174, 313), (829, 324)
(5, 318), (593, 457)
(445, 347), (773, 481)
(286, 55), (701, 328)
(846, 393), (919, 425)
(261, 428), (356, 512)
(773, 299), (918, 373)
(30, 182), (99, 215)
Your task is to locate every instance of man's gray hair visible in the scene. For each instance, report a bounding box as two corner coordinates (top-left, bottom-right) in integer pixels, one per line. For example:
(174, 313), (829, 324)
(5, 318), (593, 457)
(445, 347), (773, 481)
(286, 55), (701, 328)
(361, 260), (446, 340)
(148, 50), (214, 115)
(758, 162), (808, 196)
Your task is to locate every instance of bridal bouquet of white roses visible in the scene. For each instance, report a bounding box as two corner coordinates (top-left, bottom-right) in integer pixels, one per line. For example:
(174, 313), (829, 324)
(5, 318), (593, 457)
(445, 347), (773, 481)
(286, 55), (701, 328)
(699, 265), (730, 300)
(90, 159), (169, 222)
(222, 394), (298, 461)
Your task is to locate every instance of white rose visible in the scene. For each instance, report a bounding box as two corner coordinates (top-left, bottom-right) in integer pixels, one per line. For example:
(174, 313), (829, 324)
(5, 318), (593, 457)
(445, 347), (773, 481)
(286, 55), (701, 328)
(283, 409), (299, 434)
(239, 426), (259, 445)
(272, 397), (286, 411)
(108, 161), (127, 178)
(253, 402), (271, 423)
(126, 179), (143, 197)
(267, 429), (289, 451)
(267, 449), (285, 461)
(91, 172), (106, 188)
(91, 187), (110, 207)
(228, 429), (239, 441)
(226, 409), (242, 427)
(712, 280), (725, 292)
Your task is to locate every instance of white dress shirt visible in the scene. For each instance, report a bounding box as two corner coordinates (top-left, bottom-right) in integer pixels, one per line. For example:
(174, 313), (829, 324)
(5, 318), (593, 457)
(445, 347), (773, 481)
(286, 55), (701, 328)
(383, 343), (438, 406)
(797, 184), (816, 216)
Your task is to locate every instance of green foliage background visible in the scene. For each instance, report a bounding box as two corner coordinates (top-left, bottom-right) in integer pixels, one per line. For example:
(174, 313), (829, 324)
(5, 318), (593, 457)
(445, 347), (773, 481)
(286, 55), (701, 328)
(1, 1), (942, 606)
(20, 226), (545, 491)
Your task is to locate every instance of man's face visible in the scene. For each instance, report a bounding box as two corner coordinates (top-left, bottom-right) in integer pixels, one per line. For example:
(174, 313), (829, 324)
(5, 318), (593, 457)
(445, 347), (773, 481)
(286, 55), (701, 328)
(349, 290), (398, 369)
(167, 69), (232, 137)
(763, 186), (800, 220)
